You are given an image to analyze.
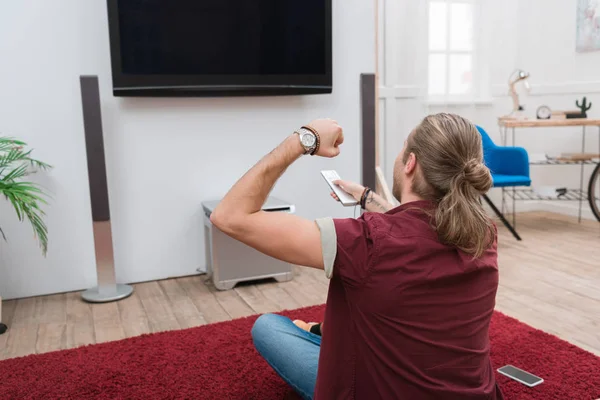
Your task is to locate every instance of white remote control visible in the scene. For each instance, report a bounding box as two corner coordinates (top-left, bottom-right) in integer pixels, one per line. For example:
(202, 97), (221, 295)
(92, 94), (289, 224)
(320, 170), (358, 207)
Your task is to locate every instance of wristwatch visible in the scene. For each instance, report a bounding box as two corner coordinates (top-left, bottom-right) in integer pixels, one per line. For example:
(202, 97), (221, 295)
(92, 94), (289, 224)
(295, 127), (318, 155)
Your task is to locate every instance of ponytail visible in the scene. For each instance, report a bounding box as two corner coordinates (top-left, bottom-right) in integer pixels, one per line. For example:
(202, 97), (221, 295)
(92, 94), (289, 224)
(404, 113), (496, 258)
(435, 159), (494, 258)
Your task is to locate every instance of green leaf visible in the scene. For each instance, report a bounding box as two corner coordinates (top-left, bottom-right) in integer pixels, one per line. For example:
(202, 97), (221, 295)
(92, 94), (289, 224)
(4, 166), (29, 182)
(0, 136), (51, 255)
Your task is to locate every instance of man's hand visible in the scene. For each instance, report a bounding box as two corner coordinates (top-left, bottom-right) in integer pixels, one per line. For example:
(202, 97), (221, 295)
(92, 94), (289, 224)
(307, 119), (344, 158)
(330, 179), (397, 214)
(330, 180), (365, 202)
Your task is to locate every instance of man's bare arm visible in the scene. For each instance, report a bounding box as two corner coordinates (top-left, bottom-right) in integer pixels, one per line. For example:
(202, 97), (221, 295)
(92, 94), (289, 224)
(210, 119), (344, 270)
(365, 190), (394, 213)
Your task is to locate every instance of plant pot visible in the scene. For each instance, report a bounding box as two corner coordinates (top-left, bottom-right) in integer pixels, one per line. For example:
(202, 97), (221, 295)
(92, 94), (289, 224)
(0, 295), (6, 334)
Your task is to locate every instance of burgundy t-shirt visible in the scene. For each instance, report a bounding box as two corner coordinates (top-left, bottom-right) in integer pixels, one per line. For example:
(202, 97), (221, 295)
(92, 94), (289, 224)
(314, 200), (503, 399)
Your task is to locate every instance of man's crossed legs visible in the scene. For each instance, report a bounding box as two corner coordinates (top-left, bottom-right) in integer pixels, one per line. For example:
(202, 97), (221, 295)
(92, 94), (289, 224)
(251, 314), (322, 400)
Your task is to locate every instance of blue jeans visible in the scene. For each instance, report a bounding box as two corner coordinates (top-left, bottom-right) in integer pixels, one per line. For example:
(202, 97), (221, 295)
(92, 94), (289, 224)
(251, 314), (321, 400)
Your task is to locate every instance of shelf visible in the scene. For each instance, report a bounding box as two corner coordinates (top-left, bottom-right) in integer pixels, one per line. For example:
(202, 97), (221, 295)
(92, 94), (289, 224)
(504, 188), (597, 202)
(498, 118), (600, 128)
(530, 159), (599, 166)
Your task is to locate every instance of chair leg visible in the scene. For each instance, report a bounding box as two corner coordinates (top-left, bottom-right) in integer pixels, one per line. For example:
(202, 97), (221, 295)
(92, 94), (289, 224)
(482, 194), (522, 241)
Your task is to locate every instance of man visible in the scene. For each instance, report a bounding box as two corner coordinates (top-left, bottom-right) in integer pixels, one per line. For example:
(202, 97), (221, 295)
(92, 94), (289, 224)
(210, 113), (503, 400)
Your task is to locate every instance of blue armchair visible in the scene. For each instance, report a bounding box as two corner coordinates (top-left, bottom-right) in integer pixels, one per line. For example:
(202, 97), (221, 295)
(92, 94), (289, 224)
(476, 126), (531, 240)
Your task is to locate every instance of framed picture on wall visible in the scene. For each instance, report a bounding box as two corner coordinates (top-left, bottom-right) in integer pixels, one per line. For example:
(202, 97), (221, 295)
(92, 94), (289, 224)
(576, 0), (600, 52)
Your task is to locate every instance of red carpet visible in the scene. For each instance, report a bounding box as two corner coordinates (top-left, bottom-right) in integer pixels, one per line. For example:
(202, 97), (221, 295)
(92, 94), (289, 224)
(0, 305), (599, 399)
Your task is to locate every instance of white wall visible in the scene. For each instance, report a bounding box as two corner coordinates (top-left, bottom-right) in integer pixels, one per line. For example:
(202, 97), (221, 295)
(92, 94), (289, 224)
(379, 0), (600, 220)
(0, 1), (375, 299)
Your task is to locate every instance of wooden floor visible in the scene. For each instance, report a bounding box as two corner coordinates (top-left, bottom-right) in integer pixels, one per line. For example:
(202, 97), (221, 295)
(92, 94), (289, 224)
(0, 212), (599, 360)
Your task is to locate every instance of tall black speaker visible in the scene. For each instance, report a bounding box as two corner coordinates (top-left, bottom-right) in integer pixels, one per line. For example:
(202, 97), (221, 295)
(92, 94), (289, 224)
(79, 75), (133, 303)
(360, 73), (376, 191)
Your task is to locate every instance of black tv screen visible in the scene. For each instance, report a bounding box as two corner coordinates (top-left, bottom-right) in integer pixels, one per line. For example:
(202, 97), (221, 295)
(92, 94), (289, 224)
(106, 0), (332, 97)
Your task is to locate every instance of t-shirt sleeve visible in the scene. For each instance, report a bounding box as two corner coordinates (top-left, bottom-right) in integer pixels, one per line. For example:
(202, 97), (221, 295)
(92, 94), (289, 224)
(315, 215), (378, 288)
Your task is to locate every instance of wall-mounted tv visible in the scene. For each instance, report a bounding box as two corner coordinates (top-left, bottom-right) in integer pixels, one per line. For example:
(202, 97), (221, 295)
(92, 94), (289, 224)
(106, 0), (332, 97)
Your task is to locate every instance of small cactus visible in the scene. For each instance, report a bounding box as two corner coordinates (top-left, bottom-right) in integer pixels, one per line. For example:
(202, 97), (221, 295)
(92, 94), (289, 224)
(576, 96), (592, 115)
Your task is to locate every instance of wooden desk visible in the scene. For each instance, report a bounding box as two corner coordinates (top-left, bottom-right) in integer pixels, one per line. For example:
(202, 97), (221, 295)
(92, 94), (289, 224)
(498, 118), (600, 128)
(498, 117), (600, 147)
(495, 117), (600, 224)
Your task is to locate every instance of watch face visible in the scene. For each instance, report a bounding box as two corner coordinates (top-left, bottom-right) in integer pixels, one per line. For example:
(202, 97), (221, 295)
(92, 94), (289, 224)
(301, 133), (316, 147)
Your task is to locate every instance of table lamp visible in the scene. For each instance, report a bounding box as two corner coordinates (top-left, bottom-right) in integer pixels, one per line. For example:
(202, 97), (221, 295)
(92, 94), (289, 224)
(509, 69), (530, 113)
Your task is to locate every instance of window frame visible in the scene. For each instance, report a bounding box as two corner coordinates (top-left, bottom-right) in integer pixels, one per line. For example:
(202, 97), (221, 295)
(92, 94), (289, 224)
(426, 0), (489, 104)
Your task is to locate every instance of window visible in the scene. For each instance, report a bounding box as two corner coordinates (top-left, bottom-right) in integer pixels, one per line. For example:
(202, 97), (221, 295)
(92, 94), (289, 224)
(427, 0), (480, 101)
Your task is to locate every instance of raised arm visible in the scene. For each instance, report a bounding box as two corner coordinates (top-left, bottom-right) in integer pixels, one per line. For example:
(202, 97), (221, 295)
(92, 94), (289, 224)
(210, 119), (344, 270)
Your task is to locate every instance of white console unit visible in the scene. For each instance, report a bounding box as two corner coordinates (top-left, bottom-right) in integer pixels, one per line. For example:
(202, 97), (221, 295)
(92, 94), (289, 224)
(202, 197), (295, 290)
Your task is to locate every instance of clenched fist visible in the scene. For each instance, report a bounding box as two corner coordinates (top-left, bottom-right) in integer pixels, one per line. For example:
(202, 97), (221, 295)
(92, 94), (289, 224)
(307, 118), (344, 158)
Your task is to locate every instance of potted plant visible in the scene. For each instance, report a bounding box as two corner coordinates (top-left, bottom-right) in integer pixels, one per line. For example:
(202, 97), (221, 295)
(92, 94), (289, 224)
(0, 137), (51, 334)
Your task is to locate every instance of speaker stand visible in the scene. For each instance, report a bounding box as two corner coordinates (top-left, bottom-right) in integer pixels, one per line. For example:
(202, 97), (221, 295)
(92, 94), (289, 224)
(82, 284), (133, 303)
(79, 75), (133, 304)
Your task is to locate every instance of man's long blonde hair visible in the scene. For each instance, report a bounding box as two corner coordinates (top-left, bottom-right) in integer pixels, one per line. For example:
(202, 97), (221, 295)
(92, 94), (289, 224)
(403, 113), (494, 258)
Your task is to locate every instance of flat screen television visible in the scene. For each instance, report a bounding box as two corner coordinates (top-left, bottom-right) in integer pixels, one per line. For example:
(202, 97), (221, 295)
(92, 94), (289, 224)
(106, 0), (332, 97)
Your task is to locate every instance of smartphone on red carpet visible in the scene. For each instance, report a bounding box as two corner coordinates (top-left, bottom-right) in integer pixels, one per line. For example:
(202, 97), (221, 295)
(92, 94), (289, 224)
(497, 365), (543, 387)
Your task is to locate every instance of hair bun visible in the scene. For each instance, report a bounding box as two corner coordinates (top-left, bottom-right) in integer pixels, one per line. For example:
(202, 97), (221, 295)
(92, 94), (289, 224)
(463, 159), (493, 194)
